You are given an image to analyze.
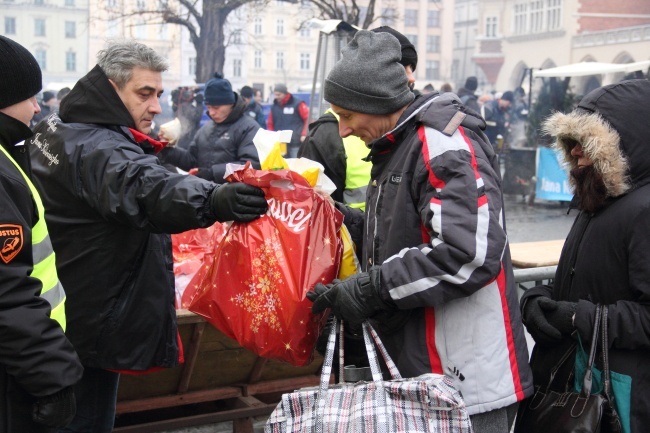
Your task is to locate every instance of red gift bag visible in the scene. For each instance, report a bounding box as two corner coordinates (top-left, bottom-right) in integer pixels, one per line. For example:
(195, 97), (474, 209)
(186, 165), (343, 366)
(172, 223), (229, 308)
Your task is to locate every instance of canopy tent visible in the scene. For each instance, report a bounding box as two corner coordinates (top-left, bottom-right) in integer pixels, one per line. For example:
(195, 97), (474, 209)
(532, 60), (650, 78)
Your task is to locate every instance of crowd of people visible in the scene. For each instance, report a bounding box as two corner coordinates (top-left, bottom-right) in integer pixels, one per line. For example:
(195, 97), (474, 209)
(2, 24), (649, 433)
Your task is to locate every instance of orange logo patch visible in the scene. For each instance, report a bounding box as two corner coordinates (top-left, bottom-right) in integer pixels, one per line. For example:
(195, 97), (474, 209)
(0, 224), (24, 264)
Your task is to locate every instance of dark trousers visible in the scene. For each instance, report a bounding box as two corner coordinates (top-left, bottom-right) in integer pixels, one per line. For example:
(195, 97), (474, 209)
(59, 367), (119, 433)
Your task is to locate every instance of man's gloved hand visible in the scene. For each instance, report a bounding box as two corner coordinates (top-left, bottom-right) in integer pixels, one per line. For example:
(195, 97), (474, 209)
(539, 298), (577, 336)
(306, 267), (395, 325)
(32, 386), (76, 429)
(209, 183), (268, 223)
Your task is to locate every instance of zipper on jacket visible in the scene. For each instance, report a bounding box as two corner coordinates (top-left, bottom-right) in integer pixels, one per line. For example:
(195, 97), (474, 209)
(367, 180), (381, 270)
(564, 211), (592, 299)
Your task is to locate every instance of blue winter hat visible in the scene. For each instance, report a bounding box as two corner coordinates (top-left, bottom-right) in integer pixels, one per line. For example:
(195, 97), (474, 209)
(204, 73), (235, 106)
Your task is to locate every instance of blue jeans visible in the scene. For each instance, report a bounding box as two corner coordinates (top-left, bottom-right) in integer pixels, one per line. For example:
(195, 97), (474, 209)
(59, 367), (120, 433)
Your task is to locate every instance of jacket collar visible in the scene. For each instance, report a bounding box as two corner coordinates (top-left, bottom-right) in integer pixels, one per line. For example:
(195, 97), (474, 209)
(0, 111), (34, 149)
(59, 65), (136, 129)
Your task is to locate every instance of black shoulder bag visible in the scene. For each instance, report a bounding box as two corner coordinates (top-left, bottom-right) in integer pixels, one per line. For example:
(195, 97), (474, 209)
(514, 305), (622, 433)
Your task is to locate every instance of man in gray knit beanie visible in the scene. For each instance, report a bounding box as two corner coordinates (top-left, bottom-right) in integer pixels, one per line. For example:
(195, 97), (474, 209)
(310, 29), (529, 433)
(324, 30), (414, 116)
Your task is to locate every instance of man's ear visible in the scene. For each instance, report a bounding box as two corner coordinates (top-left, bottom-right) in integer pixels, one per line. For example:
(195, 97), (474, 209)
(108, 78), (120, 93)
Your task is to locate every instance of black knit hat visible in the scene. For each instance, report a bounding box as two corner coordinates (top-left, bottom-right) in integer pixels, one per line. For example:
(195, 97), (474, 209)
(371, 26), (418, 71)
(0, 36), (42, 109)
(204, 73), (235, 106)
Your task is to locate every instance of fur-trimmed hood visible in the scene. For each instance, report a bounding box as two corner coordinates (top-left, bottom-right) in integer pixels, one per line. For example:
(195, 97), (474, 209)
(543, 79), (650, 198)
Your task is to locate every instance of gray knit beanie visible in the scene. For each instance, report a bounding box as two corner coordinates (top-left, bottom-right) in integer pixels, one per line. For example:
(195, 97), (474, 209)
(324, 30), (414, 115)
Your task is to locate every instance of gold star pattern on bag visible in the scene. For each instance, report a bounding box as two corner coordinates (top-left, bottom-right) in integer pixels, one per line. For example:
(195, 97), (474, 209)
(232, 229), (286, 334)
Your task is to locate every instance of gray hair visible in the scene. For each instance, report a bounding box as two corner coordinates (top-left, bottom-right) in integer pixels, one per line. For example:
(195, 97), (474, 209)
(97, 39), (169, 89)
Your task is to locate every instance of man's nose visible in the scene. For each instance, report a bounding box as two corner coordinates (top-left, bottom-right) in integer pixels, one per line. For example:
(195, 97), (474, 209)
(151, 98), (162, 114)
(339, 122), (352, 138)
(33, 99), (41, 114)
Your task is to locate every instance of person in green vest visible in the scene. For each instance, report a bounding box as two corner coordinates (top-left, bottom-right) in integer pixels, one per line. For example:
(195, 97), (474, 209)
(299, 26), (417, 211)
(0, 35), (83, 433)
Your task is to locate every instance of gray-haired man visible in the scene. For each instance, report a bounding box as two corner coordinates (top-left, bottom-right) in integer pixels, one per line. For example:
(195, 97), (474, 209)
(28, 40), (268, 432)
(307, 30), (533, 433)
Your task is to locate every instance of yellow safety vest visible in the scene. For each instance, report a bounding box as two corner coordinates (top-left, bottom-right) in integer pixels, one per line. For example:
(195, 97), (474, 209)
(0, 145), (67, 330)
(327, 110), (372, 210)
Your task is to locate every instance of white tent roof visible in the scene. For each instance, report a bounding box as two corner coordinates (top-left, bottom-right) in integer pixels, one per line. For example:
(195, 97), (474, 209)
(533, 60), (650, 78)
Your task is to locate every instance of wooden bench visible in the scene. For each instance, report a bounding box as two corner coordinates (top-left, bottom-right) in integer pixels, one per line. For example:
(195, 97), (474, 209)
(114, 309), (325, 432)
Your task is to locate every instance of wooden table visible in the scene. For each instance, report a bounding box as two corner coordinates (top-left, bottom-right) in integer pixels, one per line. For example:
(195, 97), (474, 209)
(509, 239), (565, 268)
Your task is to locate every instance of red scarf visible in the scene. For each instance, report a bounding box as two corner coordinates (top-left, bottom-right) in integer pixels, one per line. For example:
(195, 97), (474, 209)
(127, 127), (167, 154)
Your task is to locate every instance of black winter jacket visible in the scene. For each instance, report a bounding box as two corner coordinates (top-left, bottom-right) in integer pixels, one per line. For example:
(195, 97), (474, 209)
(160, 94), (260, 182)
(298, 112), (346, 203)
(28, 65), (219, 371)
(521, 79), (650, 432)
(0, 113), (83, 432)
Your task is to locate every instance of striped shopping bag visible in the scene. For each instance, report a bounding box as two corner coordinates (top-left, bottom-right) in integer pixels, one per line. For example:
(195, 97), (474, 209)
(265, 317), (473, 433)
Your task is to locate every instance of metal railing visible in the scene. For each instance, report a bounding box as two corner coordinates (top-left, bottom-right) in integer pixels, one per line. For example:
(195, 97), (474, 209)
(513, 265), (557, 291)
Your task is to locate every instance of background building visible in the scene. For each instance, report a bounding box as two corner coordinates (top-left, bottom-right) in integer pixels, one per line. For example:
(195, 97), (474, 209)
(1, 0), (90, 91)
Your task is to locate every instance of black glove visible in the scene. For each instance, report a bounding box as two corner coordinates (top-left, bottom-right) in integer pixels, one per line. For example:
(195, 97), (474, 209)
(307, 267), (395, 325)
(539, 298), (577, 336)
(522, 296), (567, 346)
(209, 182), (268, 223)
(195, 167), (213, 181)
(32, 386), (76, 429)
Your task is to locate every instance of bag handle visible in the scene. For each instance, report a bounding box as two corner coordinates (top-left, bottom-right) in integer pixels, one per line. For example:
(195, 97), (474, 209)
(315, 317), (398, 432)
(362, 321), (402, 381)
(319, 317), (402, 390)
(581, 304), (602, 398)
(601, 305), (623, 432)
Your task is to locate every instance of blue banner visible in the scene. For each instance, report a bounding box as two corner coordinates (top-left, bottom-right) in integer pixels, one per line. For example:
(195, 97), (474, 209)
(535, 147), (573, 202)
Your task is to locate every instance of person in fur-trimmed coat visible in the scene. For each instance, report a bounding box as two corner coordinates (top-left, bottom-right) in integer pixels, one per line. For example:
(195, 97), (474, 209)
(519, 79), (650, 433)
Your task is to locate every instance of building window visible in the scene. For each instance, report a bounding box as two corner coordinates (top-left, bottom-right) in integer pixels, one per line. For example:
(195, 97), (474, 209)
(66, 51), (76, 71)
(65, 0), (75, 5)
(425, 60), (439, 81)
(233, 59), (242, 77)
(107, 19), (118, 37)
(547, 0), (562, 30)
(299, 26), (310, 37)
(4, 17), (16, 34)
(107, 0), (117, 7)
(136, 0), (146, 10)
(254, 50), (262, 69)
(382, 8), (397, 26)
(232, 30), (242, 44)
(34, 0), (44, 5)
(34, 18), (46, 37)
(485, 16), (498, 38)
(427, 10), (439, 27)
(454, 31), (461, 48)
(276, 19), (284, 36)
(35, 49), (46, 70)
(300, 53), (310, 71)
(530, 0), (544, 33)
(189, 57), (196, 75)
(276, 51), (284, 70)
(426, 35), (440, 53)
(404, 9), (417, 27)
(514, 3), (527, 34)
(158, 23), (169, 39)
(65, 21), (76, 38)
(406, 34), (418, 48)
(135, 20), (146, 39)
(253, 17), (262, 35)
